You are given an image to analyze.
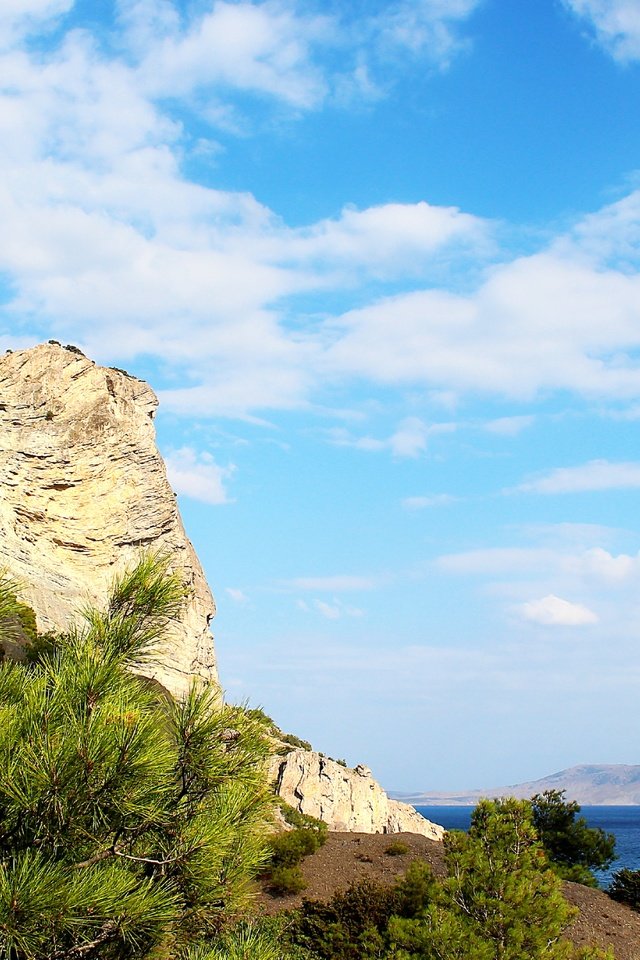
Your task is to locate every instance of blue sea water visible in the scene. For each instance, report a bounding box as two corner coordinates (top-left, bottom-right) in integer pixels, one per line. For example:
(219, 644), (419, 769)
(415, 805), (640, 889)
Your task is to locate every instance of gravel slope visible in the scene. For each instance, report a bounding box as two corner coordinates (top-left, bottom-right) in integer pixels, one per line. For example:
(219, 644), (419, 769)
(257, 831), (640, 960)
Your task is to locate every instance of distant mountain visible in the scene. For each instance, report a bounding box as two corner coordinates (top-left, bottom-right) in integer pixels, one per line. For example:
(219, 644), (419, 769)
(393, 765), (640, 806)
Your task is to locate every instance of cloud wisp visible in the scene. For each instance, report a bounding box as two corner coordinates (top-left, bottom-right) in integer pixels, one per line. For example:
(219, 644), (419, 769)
(164, 446), (234, 504)
(515, 460), (640, 495)
(564, 0), (640, 62)
(518, 594), (599, 627)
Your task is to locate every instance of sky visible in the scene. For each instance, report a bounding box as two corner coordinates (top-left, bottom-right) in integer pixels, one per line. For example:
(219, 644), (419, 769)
(3, 0), (640, 793)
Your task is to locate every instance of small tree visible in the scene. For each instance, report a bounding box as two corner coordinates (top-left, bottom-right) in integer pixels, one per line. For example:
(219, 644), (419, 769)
(530, 790), (616, 886)
(0, 555), (274, 960)
(608, 868), (640, 910)
(387, 798), (613, 960)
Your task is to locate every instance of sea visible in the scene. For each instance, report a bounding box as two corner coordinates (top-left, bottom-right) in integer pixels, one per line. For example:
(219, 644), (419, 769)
(415, 805), (640, 889)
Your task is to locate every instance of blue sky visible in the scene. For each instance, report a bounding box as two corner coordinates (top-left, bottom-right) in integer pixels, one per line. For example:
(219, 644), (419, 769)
(4, 0), (640, 792)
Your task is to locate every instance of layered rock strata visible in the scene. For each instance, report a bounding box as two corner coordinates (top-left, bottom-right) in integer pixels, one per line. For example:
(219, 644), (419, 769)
(0, 342), (217, 697)
(271, 750), (444, 839)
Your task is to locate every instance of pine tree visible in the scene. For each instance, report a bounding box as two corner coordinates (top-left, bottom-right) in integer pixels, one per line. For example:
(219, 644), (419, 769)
(0, 555), (273, 960)
(530, 790), (616, 886)
(387, 798), (614, 960)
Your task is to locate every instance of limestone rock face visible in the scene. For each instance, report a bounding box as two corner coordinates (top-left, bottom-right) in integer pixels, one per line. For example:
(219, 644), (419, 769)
(271, 750), (444, 840)
(0, 342), (217, 697)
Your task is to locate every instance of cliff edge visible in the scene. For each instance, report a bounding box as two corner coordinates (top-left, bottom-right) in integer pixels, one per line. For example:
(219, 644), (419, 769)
(0, 342), (217, 697)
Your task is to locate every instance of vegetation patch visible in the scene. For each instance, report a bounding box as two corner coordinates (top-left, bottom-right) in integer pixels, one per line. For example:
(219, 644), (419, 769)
(0, 555), (275, 960)
(384, 840), (409, 857)
(609, 868), (640, 911)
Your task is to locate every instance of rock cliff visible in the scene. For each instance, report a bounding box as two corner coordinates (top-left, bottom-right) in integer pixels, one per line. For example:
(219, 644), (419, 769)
(271, 750), (444, 839)
(0, 342), (217, 697)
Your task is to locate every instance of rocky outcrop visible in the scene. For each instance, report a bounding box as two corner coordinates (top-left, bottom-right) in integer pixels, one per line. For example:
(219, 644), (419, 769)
(271, 750), (444, 839)
(0, 342), (217, 697)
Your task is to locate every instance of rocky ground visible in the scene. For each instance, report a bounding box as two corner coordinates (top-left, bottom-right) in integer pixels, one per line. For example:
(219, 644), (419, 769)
(256, 831), (640, 960)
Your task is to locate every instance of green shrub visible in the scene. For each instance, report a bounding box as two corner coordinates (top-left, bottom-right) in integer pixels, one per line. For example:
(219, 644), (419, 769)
(244, 706), (280, 734)
(22, 630), (60, 665)
(609, 868), (640, 910)
(281, 732), (313, 751)
(384, 840), (409, 856)
(0, 588), (38, 650)
(290, 877), (409, 960)
(269, 827), (324, 867)
(277, 800), (328, 839)
(267, 865), (307, 896)
(263, 817), (327, 899)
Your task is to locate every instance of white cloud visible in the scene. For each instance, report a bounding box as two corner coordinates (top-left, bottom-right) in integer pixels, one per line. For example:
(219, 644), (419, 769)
(565, 0), (640, 61)
(164, 446), (233, 504)
(312, 598), (364, 620)
(137, 2), (331, 108)
(437, 547), (558, 575)
(368, 0), (480, 67)
(295, 201), (488, 276)
(129, 0), (480, 113)
(402, 494), (457, 509)
(0, 0), (72, 49)
(437, 543), (640, 587)
(389, 417), (429, 457)
(313, 599), (342, 620)
(0, 16), (489, 418)
(516, 460), (640, 494)
(517, 522), (621, 548)
(564, 547), (640, 584)
(326, 417), (454, 458)
(4, 4), (640, 421)
(225, 587), (249, 603)
(518, 594), (599, 627)
(327, 248), (640, 402)
(295, 595), (365, 619)
(484, 415), (534, 436)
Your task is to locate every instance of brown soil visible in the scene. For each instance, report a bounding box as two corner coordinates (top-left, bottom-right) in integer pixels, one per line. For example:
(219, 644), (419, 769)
(256, 831), (640, 960)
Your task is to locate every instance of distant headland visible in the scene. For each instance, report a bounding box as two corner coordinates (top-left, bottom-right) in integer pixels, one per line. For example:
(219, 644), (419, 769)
(392, 764), (640, 806)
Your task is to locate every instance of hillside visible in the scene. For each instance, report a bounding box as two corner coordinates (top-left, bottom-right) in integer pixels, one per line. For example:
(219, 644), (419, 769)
(257, 832), (640, 960)
(393, 764), (640, 805)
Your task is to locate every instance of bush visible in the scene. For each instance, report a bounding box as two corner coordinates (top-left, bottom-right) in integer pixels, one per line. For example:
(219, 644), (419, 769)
(267, 865), (308, 896)
(609, 868), (640, 910)
(277, 799), (328, 840)
(269, 827), (325, 867)
(263, 812), (327, 899)
(279, 732), (313, 752)
(287, 863), (434, 960)
(385, 840), (409, 856)
(291, 878), (403, 960)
